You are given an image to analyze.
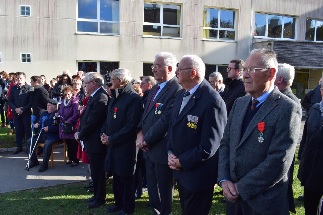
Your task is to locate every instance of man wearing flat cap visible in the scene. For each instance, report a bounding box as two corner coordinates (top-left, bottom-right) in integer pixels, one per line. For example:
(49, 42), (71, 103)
(26, 99), (60, 172)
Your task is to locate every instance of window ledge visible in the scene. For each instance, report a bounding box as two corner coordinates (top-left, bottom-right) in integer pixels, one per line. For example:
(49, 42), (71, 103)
(253, 36), (296, 41)
(202, 39), (236, 43)
(75, 33), (120, 36)
(142, 35), (182, 40)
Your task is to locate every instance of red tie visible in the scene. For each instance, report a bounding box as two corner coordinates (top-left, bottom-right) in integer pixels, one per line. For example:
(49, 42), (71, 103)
(146, 86), (160, 112)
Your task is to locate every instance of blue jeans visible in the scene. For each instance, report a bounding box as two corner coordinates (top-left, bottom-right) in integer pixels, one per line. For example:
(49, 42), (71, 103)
(27, 135), (60, 164)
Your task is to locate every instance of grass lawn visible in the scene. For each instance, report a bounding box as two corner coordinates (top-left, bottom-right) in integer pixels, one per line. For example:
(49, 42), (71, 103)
(0, 126), (16, 148)
(0, 148), (306, 215)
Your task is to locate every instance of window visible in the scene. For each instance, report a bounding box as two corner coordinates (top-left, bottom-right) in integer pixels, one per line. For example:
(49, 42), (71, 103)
(21, 53), (31, 63)
(144, 3), (181, 37)
(78, 61), (119, 75)
(77, 0), (119, 34)
(305, 19), (323, 41)
(203, 8), (236, 40)
(254, 13), (296, 39)
(205, 64), (228, 80)
(20, 5), (31, 17)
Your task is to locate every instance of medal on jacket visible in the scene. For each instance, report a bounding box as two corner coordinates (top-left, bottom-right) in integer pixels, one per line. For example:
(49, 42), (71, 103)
(187, 115), (198, 129)
(257, 122), (265, 143)
(113, 107), (118, 119)
(155, 103), (163, 114)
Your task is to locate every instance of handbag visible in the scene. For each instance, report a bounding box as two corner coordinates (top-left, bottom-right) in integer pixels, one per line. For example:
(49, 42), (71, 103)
(62, 123), (73, 134)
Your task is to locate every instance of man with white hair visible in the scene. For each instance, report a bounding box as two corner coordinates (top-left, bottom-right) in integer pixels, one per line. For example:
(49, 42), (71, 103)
(209, 71), (225, 96)
(167, 55), (227, 215)
(101, 68), (142, 215)
(136, 52), (181, 215)
(218, 49), (301, 215)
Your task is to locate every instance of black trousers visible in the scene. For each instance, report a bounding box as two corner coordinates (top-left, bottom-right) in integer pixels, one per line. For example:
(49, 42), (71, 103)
(304, 187), (323, 215)
(112, 172), (135, 214)
(145, 158), (173, 215)
(226, 198), (261, 215)
(14, 114), (32, 148)
(65, 139), (79, 163)
(177, 182), (214, 215)
(88, 152), (106, 203)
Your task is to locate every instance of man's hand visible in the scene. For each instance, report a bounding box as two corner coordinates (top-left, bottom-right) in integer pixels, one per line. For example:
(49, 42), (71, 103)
(43, 126), (48, 132)
(34, 123), (39, 128)
(222, 181), (240, 202)
(15, 108), (23, 115)
(101, 133), (109, 145)
(136, 131), (149, 151)
(74, 132), (80, 140)
(168, 153), (181, 170)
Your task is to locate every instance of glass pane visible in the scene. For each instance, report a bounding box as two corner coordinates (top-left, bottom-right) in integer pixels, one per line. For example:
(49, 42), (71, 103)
(22, 54), (26, 62)
(100, 22), (119, 34)
(78, 0), (97, 19)
(203, 29), (218, 39)
(162, 26), (180, 37)
(283, 16), (295, 39)
(205, 8), (218, 28)
(144, 4), (160, 23)
(100, 61), (119, 75)
(316, 20), (323, 41)
(254, 13), (266, 36)
(305, 19), (315, 41)
(219, 30), (235, 40)
(77, 21), (98, 32)
(26, 7), (30, 16)
(100, 0), (119, 21)
(163, 4), (180, 25)
(220, 10), (234, 28)
(143, 25), (161, 36)
(21, 6), (26, 16)
(78, 62), (97, 73)
(218, 65), (228, 80)
(268, 15), (282, 38)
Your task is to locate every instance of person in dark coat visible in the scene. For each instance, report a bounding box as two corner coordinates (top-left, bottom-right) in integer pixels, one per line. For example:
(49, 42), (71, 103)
(26, 99), (60, 171)
(101, 68), (142, 215)
(52, 74), (72, 102)
(75, 72), (109, 209)
(137, 52), (181, 215)
(299, 82), (323, 215)
(58, 86), (80, 167)
(167, 55), (227, 215)
(221, 59), (246, 115)
(301, 77), (323, 114)
(275, 63), (302, 214)
(8, 72), (33, 154)
(30, 76), (49, 122)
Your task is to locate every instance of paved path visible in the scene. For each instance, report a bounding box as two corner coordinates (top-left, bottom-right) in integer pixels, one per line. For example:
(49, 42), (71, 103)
(0, 145), (89, 193)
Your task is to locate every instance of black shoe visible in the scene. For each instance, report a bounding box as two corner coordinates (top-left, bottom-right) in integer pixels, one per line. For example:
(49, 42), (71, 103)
(70, 161), (79, 167)
(13, 147), (22, 154)
(66, 161), (72, 165)
(84, 196), (95, 203)
(88, 201), (105, 209)
(38, 164), (48, 172)
(117, 210), (133, 215)
(29, 161), (39, 168)
(107, 205), (122, 213)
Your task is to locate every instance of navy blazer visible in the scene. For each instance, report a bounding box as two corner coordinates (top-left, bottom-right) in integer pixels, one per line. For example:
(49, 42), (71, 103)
(141, 77), (182, 164)
(167, 79), (227, 192)
(37, 110), (60, 140)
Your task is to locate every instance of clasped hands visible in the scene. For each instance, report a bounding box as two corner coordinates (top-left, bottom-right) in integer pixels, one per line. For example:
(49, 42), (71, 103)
(168, 153), (181, 170)
(15, 107), (23, 115)
(33, 123), (48, 132)
(221, 180), (240, 202)
(135, 131), (149, 152)
(101, 133), (109, 145)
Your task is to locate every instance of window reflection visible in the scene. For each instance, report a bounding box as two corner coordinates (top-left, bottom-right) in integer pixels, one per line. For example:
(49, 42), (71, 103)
(254, 13), (266, 36)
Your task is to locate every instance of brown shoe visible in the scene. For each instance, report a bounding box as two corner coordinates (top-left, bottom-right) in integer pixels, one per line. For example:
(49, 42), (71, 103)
(8, 130), (15, 135)
(1, 123), (5, 127)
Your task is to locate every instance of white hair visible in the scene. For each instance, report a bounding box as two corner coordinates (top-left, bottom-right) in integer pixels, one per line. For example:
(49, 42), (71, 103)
(155, 52), (177, 71)
(209, 71), (223, 81)
(181, 55), (205, 80)
(277, 63), (295, 86)
(250, 49), (278, 71)
(84, 72), (103, 87)
(111, 68), (132, 84)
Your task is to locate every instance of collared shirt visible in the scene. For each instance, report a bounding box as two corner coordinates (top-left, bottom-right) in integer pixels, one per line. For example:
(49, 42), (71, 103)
(154, 80), (169, 100)
(91, 86), (101, 97)
(253, 84), (274, 107)
(178, 81), (202, 114)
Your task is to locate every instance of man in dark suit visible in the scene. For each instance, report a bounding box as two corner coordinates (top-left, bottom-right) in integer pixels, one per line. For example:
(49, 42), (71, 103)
(218, 49), (302, 215)
(167, 55), (227, 215)
(75, 72), (109, 209)
(275, 63), (301, 213)
(136, 52), (181, 215)
(30, 76), (49, 122)
(8, 72), (33, 154)
(101, 68), (142, 215)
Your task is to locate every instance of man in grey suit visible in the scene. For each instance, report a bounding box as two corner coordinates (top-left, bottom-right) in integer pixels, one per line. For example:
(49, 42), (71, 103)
(218, 49), (302, 215)
(136, 52), (181, 215)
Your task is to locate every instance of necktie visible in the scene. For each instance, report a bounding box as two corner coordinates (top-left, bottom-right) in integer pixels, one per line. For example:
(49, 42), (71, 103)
(146, 86), (160, 112)
(183, 91), (190, 97)
(250, 99), (259, 110)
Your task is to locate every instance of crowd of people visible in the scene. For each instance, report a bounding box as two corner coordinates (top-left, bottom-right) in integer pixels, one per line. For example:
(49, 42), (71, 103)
(1, 48), (323, 215)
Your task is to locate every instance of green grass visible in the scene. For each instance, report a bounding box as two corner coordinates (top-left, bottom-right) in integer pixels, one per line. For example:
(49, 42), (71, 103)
(0, 126), (16, 148)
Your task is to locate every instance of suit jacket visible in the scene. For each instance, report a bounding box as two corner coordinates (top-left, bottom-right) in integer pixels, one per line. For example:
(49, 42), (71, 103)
(218, 87), (301, 215)
(31, 85), (49, 118)
(8, 83), (33, 116)
(78, 87), (109, 154)
(167, 80), (227, 192)
(102, 83), (142, 176)
(141, 77), (182, 164)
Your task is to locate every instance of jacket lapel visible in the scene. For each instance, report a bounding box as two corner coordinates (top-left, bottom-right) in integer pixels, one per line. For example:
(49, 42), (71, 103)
(238, 89), (280, 148)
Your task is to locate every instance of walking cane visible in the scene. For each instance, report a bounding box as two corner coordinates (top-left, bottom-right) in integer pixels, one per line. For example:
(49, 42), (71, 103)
(25, 115), (37, 170)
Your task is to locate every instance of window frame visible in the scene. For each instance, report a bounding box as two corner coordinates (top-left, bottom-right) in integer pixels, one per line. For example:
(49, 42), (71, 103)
(202, 7), (237, 41)
(21, 53), (31, 63)
(76, 0), (120, 35)
(20, 5), (31, 17)
(143, 3), (182, 38)
(254, 12), (297, 40)
(305, 18), (323, 42)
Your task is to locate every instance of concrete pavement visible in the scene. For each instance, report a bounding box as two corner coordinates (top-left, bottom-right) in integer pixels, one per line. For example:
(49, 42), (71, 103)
(0, 145), (89, 193)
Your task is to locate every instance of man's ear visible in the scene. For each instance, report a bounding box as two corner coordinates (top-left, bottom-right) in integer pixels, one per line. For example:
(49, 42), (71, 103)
(268, 68), (277, 81)
(190, 70), (198, 79)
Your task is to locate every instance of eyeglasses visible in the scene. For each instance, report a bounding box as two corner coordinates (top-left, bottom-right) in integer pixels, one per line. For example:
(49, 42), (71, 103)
(151, 64), (165, 70)
(227, 67), (237, 71)
(243, 67), (269, 73)
(177, 68), (192, 72)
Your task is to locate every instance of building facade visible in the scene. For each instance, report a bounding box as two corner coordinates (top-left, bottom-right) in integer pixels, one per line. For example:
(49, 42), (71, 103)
(1, 0), (323, 98)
